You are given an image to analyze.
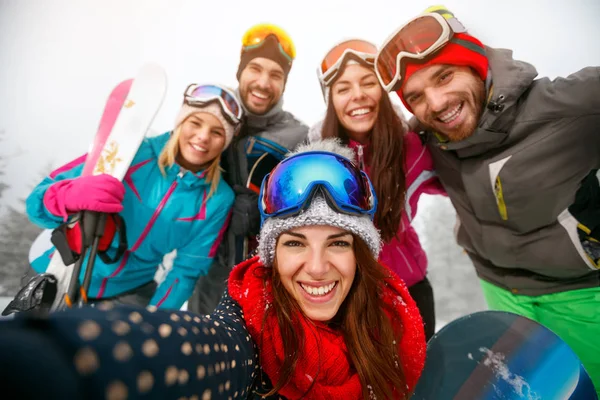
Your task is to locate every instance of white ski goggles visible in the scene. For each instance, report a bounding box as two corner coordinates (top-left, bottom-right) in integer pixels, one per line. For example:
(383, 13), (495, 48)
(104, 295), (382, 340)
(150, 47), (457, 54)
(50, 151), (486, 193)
(375, 12), (467, 92)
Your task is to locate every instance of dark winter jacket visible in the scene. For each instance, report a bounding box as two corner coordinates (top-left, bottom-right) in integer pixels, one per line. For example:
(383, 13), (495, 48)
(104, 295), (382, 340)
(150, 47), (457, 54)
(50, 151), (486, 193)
(0, 291), (261, 399)
(420, 47), (600, 295)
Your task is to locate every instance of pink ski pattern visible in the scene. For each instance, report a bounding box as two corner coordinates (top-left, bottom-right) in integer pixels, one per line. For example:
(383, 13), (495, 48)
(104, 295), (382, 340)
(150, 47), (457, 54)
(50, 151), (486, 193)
(81, 79), (133, 176)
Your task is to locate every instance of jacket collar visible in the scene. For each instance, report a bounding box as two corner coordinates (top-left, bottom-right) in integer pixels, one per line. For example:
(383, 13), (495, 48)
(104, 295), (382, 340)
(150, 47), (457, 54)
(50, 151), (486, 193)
(235, 88), (285, 130)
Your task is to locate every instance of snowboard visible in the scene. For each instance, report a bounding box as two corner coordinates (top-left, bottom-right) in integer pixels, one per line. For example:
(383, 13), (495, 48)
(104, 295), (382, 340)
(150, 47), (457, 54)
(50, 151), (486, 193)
(411, 310), (597, 400)
(45, 63), (167, 311)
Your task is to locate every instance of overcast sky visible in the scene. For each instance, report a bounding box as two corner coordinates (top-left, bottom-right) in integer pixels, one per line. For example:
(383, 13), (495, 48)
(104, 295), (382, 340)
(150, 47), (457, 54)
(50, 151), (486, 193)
(1, 0), (599, 210)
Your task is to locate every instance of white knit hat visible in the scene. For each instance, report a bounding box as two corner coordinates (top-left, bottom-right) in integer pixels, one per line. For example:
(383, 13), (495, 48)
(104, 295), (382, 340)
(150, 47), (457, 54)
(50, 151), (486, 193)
(257, 139), (382, 266)
(174, 102), (237, 149)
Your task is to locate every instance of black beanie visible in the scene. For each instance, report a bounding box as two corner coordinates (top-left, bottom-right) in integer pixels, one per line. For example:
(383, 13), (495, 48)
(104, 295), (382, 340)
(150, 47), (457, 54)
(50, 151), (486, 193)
(236, 34), (293, 82)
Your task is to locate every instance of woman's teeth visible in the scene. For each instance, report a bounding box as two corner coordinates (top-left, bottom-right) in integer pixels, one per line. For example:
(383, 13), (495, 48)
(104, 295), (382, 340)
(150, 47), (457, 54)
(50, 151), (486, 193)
(350, 107), (371, 117)
(300, 282), (337, 296)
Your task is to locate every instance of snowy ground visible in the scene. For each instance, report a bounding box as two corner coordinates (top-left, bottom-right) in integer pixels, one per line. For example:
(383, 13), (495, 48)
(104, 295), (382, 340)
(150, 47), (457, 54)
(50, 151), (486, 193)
(0, 194), (488, 327)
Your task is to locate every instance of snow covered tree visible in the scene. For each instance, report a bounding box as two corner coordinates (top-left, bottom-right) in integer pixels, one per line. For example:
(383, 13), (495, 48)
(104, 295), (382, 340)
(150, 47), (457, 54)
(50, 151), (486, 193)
(0, 203), (42, 296)
(0, 132), (45, 296)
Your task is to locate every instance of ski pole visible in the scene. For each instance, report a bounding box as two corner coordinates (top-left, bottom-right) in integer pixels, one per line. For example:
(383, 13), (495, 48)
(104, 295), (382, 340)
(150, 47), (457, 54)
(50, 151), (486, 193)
(64, 211), (99, 308)
(79, 212), (106, 305)
(64, 250), (86, 308)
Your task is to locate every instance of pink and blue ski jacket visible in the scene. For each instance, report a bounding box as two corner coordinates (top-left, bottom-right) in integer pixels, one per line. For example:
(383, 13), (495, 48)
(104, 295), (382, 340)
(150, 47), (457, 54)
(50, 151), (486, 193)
(26, 132), (234, 309)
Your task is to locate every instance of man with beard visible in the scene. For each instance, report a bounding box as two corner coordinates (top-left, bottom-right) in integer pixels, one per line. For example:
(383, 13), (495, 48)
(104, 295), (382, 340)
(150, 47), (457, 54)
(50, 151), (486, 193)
(375, 5), (600, 393)
(189, 23), (308, 314)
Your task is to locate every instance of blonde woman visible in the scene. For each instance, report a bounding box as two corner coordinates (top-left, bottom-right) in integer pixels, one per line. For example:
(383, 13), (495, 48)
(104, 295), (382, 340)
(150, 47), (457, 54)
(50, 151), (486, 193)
(25, 84), (239, 309)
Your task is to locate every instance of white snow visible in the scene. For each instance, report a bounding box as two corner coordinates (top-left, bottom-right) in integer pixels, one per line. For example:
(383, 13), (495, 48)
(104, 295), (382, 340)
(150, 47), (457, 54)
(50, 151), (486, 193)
(478, 347), (541, 400)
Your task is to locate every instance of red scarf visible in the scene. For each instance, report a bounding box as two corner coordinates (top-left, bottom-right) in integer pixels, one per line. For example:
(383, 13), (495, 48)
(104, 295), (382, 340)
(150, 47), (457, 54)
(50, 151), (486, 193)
(229, 256), (425, 399)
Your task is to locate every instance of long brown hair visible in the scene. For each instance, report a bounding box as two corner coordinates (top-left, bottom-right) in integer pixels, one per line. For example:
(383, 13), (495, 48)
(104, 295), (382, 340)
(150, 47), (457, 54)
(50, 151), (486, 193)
(262, 235), (409, 399)
(321, 89), (406, 242)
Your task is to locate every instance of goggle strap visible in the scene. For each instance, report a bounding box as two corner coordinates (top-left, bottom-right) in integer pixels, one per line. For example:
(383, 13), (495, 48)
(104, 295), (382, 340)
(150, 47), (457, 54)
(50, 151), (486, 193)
(321, 51), (375, 86)
(243, 35), (293, 62)
(449, 37), (486, 57)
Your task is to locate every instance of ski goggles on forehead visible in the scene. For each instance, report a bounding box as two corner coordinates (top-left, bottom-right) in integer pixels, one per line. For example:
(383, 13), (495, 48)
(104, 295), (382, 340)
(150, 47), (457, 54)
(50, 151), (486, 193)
(375, 12), (467, 92)
(242, 23), (296, 61)
(184, 84), (243, 127)
(317, 39), (378, 88)
(259, 151), (377, 224)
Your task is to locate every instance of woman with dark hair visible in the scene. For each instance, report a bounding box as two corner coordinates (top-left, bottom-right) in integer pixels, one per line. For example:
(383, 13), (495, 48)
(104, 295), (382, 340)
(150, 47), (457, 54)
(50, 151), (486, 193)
(310, 39), (445, 340)
(0, 140), (425, 400)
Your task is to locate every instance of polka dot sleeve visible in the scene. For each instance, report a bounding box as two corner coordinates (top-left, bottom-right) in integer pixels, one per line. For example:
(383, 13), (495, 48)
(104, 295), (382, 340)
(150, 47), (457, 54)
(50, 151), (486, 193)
(0, 290), (260, 400)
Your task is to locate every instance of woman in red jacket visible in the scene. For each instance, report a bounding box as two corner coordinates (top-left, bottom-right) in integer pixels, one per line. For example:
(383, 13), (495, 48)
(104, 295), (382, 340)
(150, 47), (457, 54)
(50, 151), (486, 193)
(310, 39), (445, 339)
(0, 141), (425, 399)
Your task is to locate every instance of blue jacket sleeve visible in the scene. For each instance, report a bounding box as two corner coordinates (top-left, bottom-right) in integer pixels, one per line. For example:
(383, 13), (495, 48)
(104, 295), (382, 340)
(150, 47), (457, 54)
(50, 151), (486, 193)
(0, 290), (259, 399)
(150, 188), (234, 309)
(26, 154), (86, 229)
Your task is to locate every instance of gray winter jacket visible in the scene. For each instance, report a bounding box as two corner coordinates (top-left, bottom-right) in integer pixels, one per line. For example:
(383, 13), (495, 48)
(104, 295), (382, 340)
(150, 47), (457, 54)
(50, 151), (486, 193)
(421, 47), (600, 295)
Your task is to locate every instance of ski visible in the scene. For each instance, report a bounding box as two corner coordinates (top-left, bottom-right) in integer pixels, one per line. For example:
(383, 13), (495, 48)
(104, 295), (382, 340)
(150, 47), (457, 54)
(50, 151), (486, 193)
(46, 63), (167, 311)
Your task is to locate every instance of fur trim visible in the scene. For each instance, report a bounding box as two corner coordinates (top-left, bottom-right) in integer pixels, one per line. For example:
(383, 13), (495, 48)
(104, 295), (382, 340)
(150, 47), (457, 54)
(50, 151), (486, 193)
(290, 138), (356, 163)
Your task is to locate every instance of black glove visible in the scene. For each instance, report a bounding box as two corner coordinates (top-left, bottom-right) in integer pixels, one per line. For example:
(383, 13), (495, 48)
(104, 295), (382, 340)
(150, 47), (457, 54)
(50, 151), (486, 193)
(230, 185), (261, 237)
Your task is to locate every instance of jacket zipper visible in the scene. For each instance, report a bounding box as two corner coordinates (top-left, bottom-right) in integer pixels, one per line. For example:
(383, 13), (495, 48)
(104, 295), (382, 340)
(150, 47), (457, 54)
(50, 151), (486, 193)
(357, 145), (365, 170)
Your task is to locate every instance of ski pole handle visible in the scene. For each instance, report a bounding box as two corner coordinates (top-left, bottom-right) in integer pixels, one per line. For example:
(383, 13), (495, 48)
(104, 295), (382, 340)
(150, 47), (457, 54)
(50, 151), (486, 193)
(80, 212), (106, 305)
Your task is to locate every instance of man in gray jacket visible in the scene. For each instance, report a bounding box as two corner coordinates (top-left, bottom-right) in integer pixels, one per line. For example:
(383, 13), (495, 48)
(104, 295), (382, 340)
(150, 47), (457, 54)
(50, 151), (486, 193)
(189, 23), (308, 314)
(375, 6), (600, 392)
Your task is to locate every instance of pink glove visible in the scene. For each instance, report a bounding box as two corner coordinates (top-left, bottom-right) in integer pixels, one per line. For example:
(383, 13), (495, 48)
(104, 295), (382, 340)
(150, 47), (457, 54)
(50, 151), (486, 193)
(43, 174), (125, 221)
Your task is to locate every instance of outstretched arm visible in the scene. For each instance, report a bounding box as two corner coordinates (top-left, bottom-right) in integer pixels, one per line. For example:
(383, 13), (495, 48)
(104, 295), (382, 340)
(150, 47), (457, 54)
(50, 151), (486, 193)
(0, 290), (258, 399)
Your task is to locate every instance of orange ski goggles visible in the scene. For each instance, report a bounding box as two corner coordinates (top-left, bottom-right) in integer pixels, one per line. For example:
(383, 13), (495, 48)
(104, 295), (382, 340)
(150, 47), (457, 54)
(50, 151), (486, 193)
(242, 23), (296, 61)
(318, 39), (377, 88)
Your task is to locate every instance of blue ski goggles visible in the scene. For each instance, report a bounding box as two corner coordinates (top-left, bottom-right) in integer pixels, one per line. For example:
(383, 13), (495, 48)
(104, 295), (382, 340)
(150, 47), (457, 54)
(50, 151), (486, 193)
(259, 151), (378, 224)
